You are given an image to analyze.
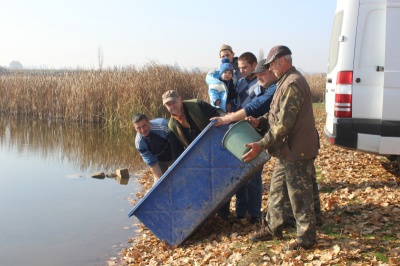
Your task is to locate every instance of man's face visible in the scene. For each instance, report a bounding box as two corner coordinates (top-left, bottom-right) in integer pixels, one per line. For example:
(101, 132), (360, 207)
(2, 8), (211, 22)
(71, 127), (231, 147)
(257, 69), (276, 88)
(269, 57), (284, 78)
(219, 50), (234, 63)
(164, 96), (183, 116)
(238, 60), (257, 78)
(134, 119), (151, 137)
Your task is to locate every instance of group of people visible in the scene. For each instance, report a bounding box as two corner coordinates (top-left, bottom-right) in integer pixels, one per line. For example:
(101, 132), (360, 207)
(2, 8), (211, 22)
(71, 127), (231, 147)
(133, 44), (322, 251)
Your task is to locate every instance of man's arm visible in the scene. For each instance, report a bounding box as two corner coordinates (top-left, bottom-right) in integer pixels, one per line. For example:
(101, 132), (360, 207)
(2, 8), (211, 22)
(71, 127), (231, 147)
(135, 135), (158, 167)
(243, 84), (303, 162)
(244, 84), (277, 118)
(150, 163), (163, 180)
(210, 109), (246, 126)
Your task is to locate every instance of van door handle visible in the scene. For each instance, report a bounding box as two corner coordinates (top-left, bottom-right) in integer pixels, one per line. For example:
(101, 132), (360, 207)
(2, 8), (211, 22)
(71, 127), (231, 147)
(327, 78), (332, 83)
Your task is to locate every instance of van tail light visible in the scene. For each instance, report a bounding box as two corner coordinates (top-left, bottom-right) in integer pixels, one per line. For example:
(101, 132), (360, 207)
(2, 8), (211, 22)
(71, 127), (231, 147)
(334, 71), (353, 118)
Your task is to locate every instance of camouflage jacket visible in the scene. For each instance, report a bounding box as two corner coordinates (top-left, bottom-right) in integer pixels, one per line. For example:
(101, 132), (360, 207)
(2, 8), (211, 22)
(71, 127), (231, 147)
(257, 66), (319, 161)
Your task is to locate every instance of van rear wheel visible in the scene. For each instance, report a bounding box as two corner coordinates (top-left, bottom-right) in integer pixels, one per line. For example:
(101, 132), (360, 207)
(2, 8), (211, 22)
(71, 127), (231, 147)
(386, 155), (400, 168)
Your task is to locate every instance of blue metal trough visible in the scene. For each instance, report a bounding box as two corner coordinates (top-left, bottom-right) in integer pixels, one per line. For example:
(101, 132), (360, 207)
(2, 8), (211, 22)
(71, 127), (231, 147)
(127, 120), (270, 246)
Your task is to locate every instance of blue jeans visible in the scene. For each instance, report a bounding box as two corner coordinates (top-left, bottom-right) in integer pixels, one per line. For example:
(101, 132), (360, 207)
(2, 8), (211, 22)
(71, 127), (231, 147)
(218, 168), (263, 219)
(236, 168), (263, 218)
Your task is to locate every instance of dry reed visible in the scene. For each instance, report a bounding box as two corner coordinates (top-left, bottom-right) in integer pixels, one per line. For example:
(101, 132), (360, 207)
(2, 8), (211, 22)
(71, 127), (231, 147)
(0, 63), (325, 129)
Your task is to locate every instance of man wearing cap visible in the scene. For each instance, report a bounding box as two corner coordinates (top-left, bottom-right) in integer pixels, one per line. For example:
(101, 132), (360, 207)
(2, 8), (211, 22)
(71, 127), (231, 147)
(161, 90), (225, 160)
(242, 45), (319, 251)
(210, 58), (277, 224)
(211, 58), (276, 128)
(133, 113), (173, 185)
(219, 44), (242, 79)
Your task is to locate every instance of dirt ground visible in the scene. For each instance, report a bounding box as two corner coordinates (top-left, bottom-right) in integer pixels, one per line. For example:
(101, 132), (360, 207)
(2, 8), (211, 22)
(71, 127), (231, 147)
(110, 104), (400, 265)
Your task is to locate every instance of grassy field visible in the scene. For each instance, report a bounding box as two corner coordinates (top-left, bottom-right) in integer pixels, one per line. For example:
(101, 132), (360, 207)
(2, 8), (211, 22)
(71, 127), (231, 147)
(0, 65), (325, 131)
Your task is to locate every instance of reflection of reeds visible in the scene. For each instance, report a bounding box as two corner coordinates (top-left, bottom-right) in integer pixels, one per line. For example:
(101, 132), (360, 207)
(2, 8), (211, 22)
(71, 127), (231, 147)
(0, 64), (326, 130)
(0, 116), (145, 173)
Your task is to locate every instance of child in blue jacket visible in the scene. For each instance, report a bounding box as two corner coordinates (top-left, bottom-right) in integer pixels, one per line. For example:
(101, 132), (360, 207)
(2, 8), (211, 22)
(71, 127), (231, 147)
(206, 58), (237, 112)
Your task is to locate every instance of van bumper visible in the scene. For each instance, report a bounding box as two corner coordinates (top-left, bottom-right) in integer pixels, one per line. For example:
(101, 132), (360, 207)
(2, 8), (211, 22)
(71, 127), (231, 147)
(324, 119), (358, 149)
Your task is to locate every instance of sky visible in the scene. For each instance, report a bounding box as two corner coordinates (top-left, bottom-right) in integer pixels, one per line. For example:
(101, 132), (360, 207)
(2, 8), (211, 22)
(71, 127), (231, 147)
(1, 0), (337, 73)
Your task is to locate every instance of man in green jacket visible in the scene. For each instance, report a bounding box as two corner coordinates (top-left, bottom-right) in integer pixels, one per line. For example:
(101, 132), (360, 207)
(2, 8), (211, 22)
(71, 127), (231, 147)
(162, 90), (225, 160)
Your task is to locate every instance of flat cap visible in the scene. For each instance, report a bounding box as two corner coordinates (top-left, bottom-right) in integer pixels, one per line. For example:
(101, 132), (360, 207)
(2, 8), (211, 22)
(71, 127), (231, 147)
(252, 59), (269, 74)
(264, 45), (292, 65)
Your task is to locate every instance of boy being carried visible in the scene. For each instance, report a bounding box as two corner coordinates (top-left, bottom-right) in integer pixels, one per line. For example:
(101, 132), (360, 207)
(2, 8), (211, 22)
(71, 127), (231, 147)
(206, 58), (237, 112)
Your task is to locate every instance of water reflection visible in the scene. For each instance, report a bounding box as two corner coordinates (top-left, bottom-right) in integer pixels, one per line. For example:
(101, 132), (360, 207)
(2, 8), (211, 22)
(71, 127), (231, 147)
(0, 115), (146, 178)
(0, 115), (145, 266)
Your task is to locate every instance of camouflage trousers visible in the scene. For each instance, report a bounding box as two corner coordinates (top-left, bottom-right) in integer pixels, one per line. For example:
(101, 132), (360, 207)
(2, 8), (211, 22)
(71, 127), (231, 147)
(265, 158), (316, 247)
(283, 159), (322, 226)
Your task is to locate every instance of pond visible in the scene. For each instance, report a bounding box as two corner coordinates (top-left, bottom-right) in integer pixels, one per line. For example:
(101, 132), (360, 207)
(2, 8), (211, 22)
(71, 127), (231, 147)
(0, 116), (145, 266)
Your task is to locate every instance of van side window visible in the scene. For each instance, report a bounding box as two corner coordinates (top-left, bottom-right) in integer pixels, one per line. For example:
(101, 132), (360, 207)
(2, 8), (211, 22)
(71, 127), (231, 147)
(327, 11), (343, 73)
(359, 9), (385, 69)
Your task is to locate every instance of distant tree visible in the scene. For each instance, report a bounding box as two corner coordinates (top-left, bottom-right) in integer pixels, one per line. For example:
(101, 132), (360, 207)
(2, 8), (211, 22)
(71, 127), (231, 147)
(98, 46), (104, 70)
(192, 67), (201, 73)
(173, 62), (181, 71)
(0, 66), (7, 74)
(9, 60), (23, 70)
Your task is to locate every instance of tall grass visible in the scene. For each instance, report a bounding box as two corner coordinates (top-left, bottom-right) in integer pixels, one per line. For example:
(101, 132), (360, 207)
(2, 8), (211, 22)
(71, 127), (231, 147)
(304, 73), (326, 103)
(0, 63), (325, 129)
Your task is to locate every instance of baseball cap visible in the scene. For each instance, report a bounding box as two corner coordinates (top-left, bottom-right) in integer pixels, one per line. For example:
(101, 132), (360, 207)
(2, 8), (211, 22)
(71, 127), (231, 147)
(162, 90), (178, 105)
(219, 44), (233, 53)
(264, 45), (292, 65)
(252, 59), (269, 74)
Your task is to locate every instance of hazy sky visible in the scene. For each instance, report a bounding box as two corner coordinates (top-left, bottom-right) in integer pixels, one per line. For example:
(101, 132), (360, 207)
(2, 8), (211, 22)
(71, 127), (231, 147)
(1, 0), (336, 73)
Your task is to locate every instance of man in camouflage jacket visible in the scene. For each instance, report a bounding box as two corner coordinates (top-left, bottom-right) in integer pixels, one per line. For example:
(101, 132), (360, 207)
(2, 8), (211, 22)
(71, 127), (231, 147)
(243, 45), (319, 251)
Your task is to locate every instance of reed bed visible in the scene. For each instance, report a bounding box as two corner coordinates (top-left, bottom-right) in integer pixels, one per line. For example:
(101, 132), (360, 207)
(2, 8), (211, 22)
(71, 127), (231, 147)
(304, 73), (326, 103)
(0, 63), (325, 130)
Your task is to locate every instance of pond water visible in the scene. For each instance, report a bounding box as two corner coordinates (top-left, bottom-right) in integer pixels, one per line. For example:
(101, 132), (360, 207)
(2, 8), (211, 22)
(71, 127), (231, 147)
(0, 116), (145, 266)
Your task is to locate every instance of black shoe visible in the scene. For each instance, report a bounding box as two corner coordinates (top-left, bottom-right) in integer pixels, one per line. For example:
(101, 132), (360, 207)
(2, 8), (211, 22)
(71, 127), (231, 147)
(217, 213), (229, 221)
(283, 221), (296, 228)
(316, 219), (323, 227)
(230, 215), (245, 224)
(250, 217), (261, 224)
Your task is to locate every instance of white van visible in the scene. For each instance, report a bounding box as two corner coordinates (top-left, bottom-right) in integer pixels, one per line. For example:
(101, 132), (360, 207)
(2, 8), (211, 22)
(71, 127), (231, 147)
(324, 0), (400, 162)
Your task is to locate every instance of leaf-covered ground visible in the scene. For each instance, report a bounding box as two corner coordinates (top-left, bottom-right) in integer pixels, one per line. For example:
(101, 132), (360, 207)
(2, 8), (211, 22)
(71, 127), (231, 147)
(112, 104), (400, 265)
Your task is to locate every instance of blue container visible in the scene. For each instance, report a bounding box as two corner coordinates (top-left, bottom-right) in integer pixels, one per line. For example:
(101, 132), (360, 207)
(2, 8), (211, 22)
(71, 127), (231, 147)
(128, 120), (270, 246)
